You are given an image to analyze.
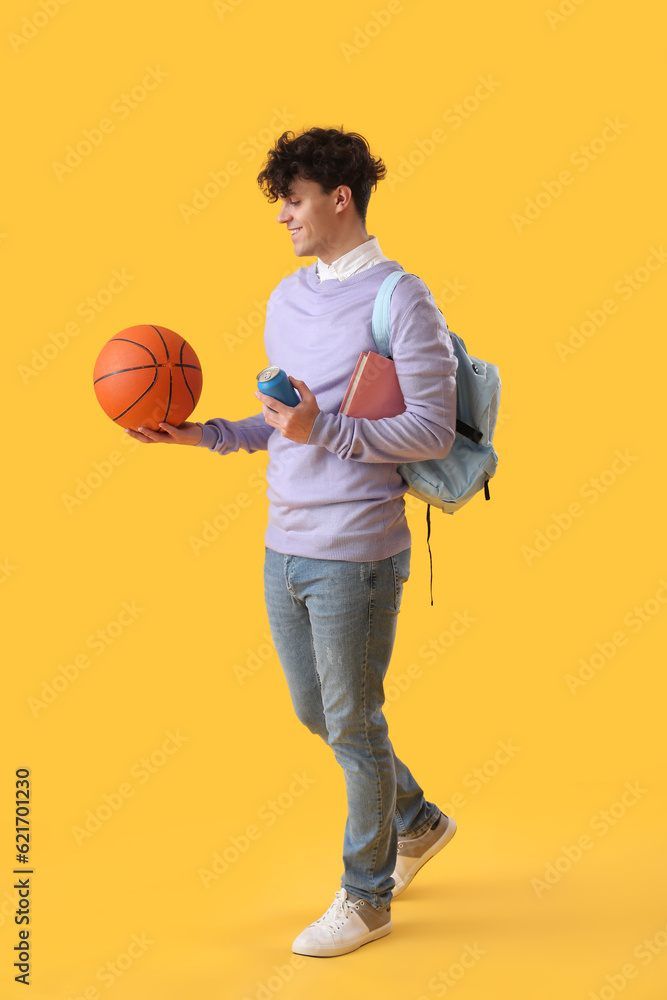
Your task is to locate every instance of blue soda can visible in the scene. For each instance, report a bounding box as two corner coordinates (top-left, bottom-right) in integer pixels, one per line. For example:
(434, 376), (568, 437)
(256, 366), (299, 407)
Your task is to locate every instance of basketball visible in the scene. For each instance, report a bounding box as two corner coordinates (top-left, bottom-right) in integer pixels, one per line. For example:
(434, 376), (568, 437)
(93, 325), (203, 431)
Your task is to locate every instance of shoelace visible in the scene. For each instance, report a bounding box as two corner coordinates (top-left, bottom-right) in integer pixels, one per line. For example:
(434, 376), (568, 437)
(314, 890), (357, 931)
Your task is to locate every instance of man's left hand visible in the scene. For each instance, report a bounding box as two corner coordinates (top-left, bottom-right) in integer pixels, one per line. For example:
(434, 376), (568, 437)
(255, 376), (320, 443)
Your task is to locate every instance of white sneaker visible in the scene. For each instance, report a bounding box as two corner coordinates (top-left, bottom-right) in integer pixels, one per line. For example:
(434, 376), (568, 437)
(292, 889), (392, 958)
(392, 812), (457, 898)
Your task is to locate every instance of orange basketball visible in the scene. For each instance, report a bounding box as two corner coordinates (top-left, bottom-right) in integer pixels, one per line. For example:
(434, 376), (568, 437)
(93, 325), (203, 431)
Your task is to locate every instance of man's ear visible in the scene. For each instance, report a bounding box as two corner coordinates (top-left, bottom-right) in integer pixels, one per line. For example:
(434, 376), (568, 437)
(334, 185), (353, 212)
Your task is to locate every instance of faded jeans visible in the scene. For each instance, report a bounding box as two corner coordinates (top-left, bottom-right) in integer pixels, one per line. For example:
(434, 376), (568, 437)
(264, 546), (438, 909)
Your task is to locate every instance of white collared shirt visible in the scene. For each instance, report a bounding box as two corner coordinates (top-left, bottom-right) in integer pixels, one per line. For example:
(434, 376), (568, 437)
(316, 235), (390, 282)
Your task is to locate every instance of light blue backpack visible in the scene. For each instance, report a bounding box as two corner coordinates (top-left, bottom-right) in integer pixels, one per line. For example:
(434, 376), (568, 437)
(371, 270), (501, 514)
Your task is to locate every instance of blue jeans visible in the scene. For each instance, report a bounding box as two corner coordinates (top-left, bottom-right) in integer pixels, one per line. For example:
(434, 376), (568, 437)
(264, 546), (438, 909)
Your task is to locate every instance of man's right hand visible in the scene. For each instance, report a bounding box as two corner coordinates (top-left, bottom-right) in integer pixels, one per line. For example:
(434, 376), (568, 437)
(125, 421), (203, 445)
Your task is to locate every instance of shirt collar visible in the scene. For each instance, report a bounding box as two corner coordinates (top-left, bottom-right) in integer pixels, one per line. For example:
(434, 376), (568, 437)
(316, 235), (386, 282)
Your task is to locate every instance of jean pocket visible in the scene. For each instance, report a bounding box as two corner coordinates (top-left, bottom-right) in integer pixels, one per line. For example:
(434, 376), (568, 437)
(391, 547), (411, 611)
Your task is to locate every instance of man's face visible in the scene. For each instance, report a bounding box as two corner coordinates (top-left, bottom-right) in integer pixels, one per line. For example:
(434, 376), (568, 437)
(275, 177), (345, 263)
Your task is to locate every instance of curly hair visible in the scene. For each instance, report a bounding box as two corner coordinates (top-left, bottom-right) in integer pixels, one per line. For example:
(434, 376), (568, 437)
(256, 126), (387, 225)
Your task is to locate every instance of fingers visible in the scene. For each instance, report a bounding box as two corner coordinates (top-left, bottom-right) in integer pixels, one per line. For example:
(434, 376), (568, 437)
(125, 427), (164, 444)
(255, 380), (308, 409)
(157, 422), (183, 439)
(255, 380), (316, 442)
(288, 376), (311, 401)
(260, 403), (280, 428)
(255, 389), (286, 413)
(124, 423), (179, 444)
(124, 421), (202, 445)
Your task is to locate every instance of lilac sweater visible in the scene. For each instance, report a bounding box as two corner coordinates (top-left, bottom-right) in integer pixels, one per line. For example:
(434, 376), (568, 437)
(196, 260), (457, 560)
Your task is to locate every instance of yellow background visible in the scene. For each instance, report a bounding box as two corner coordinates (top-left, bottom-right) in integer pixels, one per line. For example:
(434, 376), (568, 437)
(3, 1), (666, 997)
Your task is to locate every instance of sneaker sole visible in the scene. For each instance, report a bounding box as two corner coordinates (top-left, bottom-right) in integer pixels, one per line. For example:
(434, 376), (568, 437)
(292, 920), (392, 958)
(392, 816), (458, 898)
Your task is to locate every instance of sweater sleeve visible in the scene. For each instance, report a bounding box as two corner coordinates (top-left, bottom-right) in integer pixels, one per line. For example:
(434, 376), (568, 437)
(195, 412), (273, 455)
(306, 277), (457, 463)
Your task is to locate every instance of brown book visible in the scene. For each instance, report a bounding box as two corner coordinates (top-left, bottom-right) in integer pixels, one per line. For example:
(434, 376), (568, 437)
(339, 351), (406, 418)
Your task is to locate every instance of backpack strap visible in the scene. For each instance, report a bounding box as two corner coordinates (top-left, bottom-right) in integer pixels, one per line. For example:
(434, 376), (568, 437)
(374, 275), (484, 447)
(426, 504), (434, 607)
(372, 269), (437, 606)
(371, 271), (412, 358)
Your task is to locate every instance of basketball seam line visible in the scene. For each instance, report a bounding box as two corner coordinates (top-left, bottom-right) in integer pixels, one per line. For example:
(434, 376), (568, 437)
(94, 363), (199, 385)
(152, 325), (170, 362)
(179, 339), (197, 409)
(110, 338), (159, 365)
(164, 367), (173, 423)
(111, 369), (159, 421)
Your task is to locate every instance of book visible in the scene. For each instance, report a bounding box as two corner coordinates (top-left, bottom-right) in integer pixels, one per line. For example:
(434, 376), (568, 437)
(339, 351), (406, 418)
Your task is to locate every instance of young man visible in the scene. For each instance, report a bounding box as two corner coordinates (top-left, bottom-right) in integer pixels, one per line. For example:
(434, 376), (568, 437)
(127, 126), (458, 958)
